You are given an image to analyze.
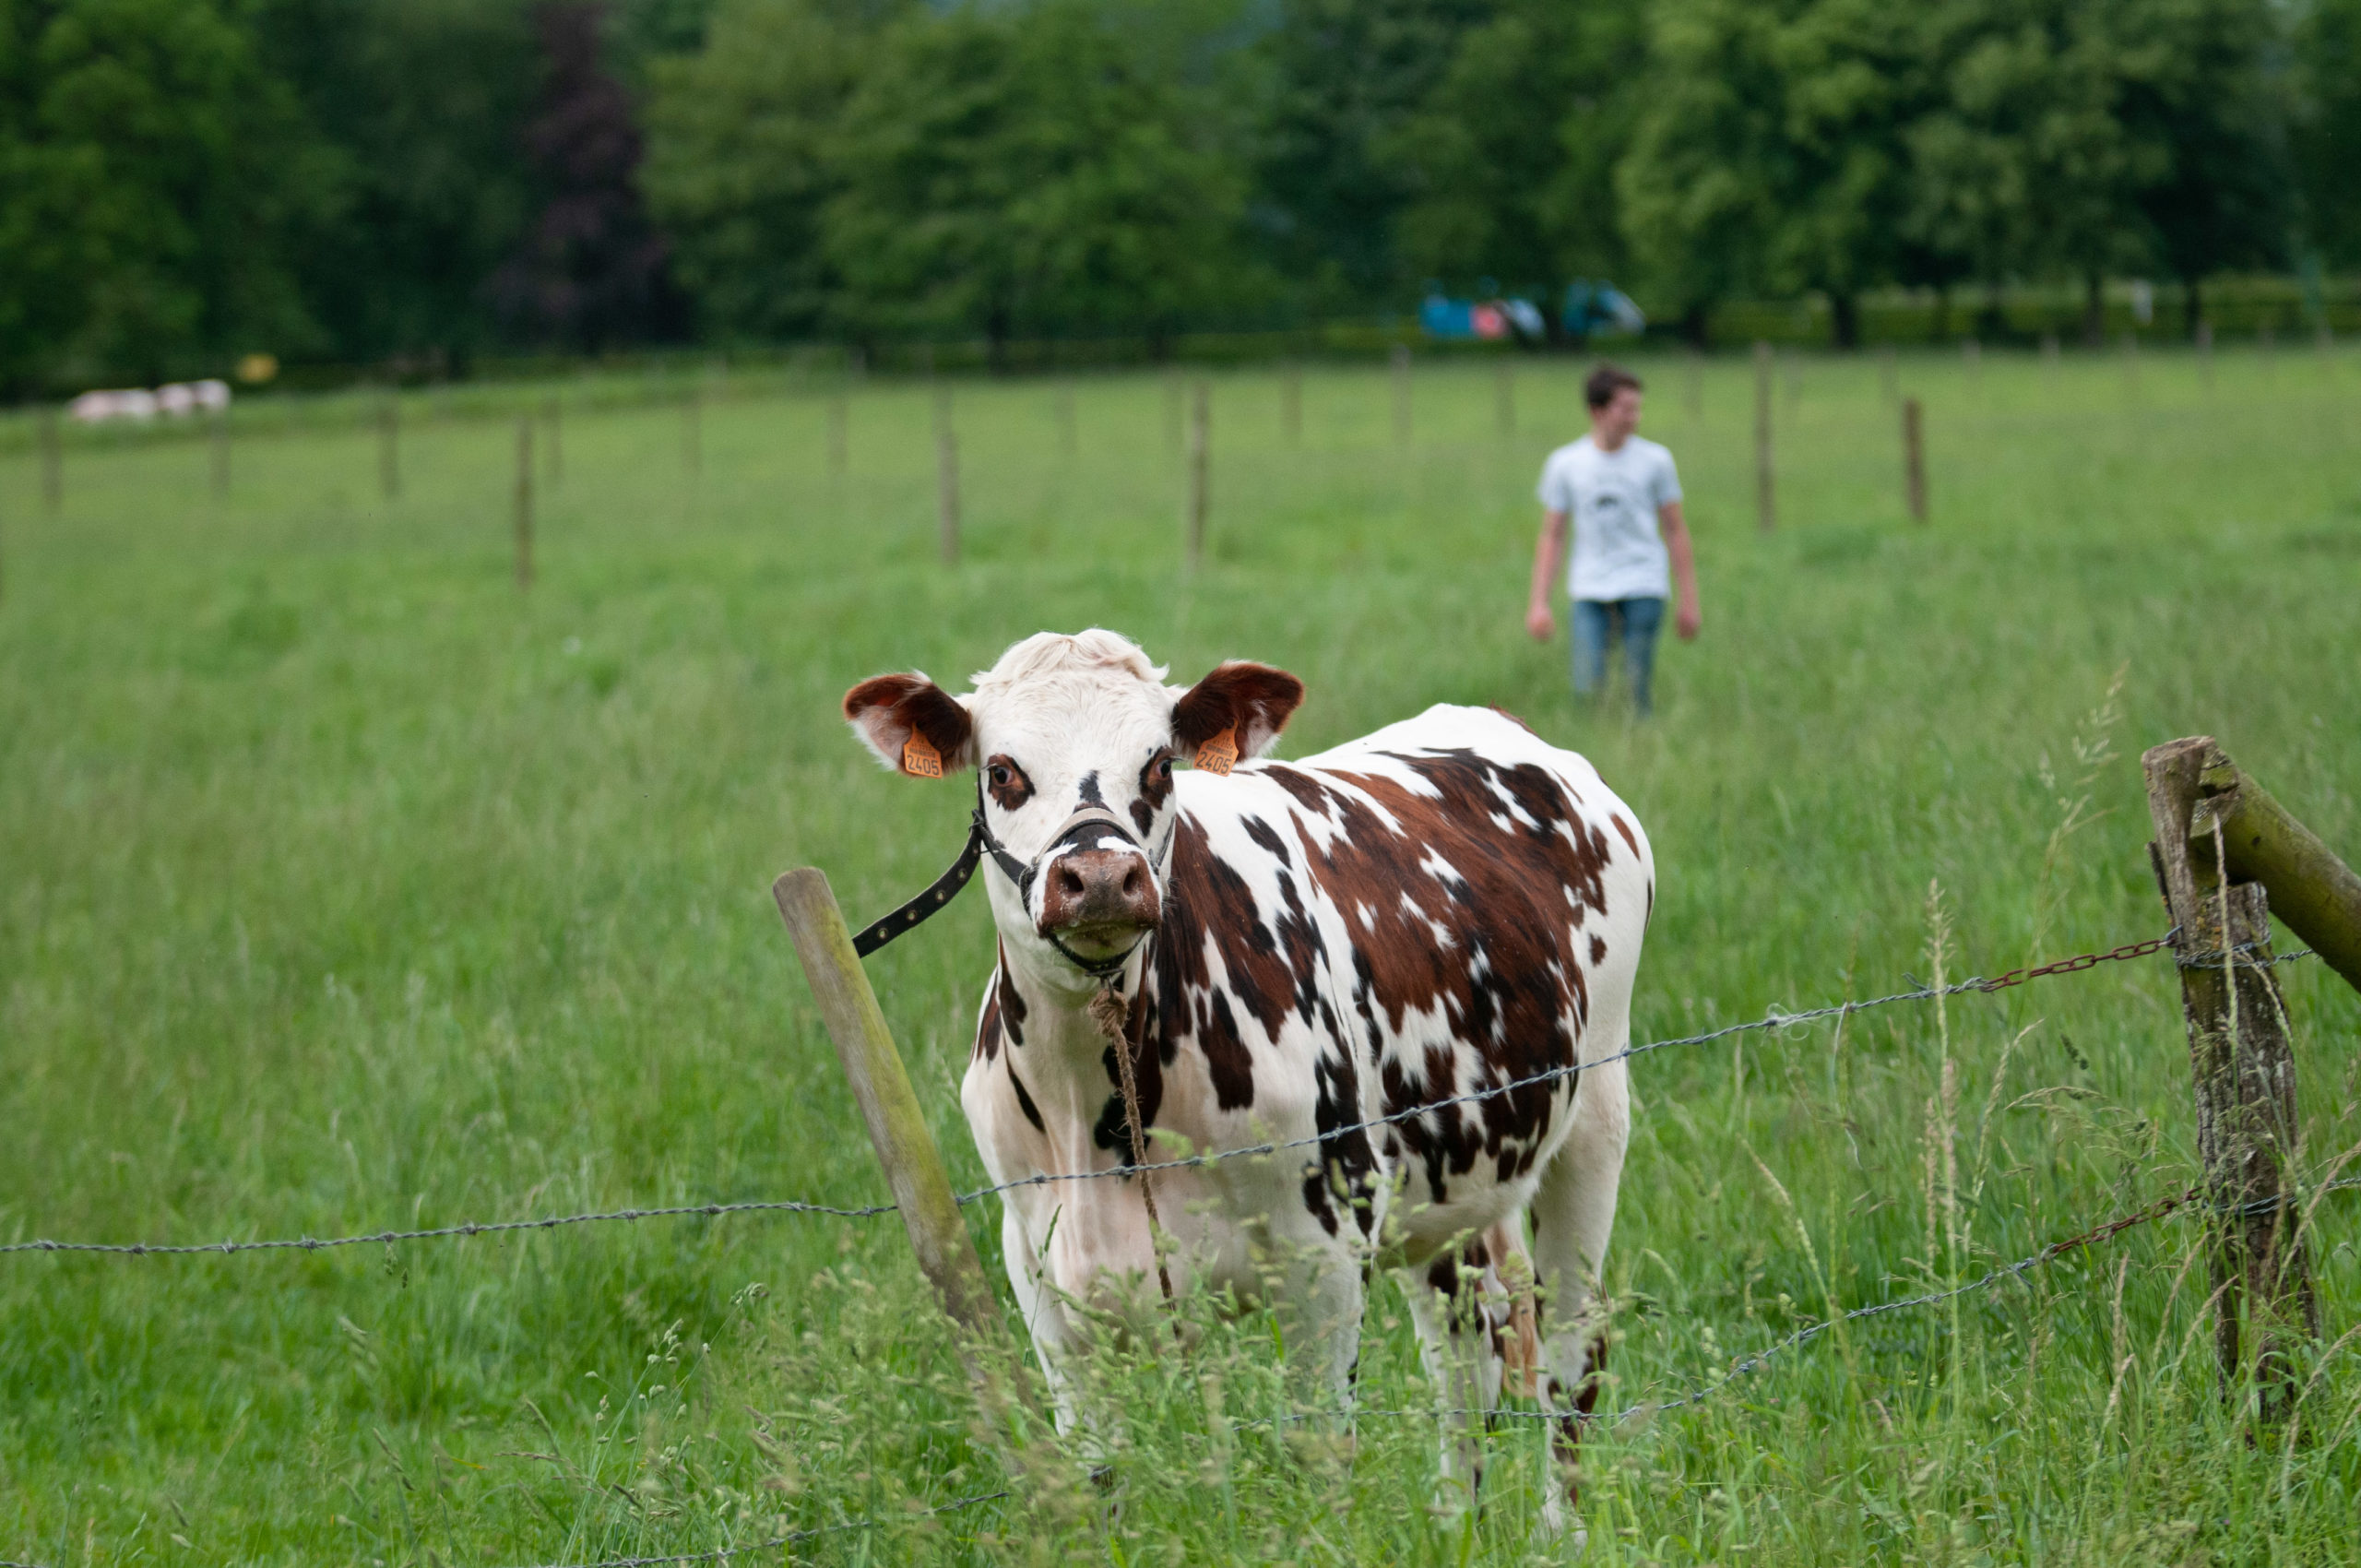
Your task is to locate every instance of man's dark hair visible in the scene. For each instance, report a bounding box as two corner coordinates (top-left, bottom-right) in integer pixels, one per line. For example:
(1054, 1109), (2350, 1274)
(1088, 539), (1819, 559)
(1584, 363), (1643, 410)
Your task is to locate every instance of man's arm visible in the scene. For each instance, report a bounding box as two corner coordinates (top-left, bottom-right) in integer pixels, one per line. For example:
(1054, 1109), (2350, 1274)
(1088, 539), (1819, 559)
(1526, 508), (1568, 640)
(1660, 500), (1701, 639)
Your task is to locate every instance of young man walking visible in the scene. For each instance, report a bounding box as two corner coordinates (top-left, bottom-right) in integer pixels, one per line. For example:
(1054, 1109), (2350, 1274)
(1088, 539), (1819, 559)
(1525, 362), (1701, 716)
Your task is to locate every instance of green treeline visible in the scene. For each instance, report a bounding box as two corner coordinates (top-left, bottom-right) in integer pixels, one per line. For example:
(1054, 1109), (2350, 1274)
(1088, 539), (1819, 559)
(4, 0), (2358, 390)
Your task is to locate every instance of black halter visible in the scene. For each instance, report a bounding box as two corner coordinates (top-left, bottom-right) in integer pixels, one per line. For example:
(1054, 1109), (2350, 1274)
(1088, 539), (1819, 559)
(850, 775), (1169, 980)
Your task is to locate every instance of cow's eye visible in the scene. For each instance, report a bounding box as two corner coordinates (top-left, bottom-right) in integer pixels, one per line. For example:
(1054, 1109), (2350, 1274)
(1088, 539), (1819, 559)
(988, 763), (1013, 789)
(1156, 756), (1175, 779)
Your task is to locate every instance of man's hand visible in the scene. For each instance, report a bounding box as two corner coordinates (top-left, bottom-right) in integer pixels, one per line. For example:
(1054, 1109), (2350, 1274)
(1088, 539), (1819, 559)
(1675, 599), (1702, 640)
(1525, 602), (1555, 641)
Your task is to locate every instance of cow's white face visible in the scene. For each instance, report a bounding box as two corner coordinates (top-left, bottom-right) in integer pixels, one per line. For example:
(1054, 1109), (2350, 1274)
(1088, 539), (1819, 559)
(844, 629), (1302, 983)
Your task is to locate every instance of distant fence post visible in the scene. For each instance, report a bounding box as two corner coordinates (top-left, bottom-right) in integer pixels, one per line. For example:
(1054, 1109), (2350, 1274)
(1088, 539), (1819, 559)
(1056, 384), (1076, 457)
(828, 390), (849, 482)
(1281, 362), (1301, 446)
(1164, 372), (1181, 455)
(1685, 348), (1704, 422)
(1878, 344), (1897, 406)
(2041, 334), (2060, 374)
(934, 386), (959, 565)
(770, 868), (1003, 1348)
(1752, 340), (1774, 533)
(1390, 344), (1412, 450)
(513, 417), (535, 591)
(1495, 360), (1514, 438)
(40, 410), (61, 515)
(683, 386), (702, 476)
(378, 392), (400, 500)
(2197, 320), (2214, 394)
(543, 395), (564, 488)
(209, 408), (230, 497)
(2142, 737), (2324, 1419)
(1903, 398), (1927, 523)
(1184, 379), (1209, 570)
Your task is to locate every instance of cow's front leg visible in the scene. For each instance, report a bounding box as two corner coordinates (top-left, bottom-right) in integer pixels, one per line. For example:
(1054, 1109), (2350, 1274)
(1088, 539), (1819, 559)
(1528, 1057), (1630, 1549)
(1002, 1206), (1090, 1441)
(1402, 1235), (1515, 1515)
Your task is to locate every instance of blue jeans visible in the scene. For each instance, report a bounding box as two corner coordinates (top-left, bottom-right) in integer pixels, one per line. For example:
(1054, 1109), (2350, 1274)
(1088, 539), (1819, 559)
(1572, 597), (1665, 715)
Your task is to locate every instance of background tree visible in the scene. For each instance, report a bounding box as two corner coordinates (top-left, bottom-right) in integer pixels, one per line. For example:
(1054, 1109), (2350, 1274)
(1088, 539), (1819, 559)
(644, 0), (882, 343)
(1388, 0), (1646, 334)
(490, 1), (683, 351)
(0, 0), (337, 389)
(2292, 0), (2361, 269)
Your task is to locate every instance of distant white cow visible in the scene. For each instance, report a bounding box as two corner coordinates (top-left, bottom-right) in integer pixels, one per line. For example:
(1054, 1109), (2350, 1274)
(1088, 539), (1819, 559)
(68, 380), (230, 422)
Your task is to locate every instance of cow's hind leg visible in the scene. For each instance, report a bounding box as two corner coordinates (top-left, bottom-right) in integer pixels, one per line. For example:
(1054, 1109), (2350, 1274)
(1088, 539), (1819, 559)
(1528, 1056), (1630, 1546)
(1401, 1232), (1516, 1514)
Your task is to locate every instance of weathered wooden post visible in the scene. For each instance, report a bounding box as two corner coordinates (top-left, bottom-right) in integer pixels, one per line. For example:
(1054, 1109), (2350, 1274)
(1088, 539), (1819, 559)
(208, 407), (230, 497)
(1903, 398), (1927, 523)
(378, 392), (400, 500)
(2197, 320), (2214, 394)
(771, 868), (1003, 1348)
(1390, 344), (1412, 450)
(934, 386), (959, 565)
(2143, 737), (2324, 1418)
(513, 417), (535, 591)
(40, 410), (62, 516)
(1495, 360), (1514, 438)
(1184, 379), (1210, 570)
(2184, 743), (2361, 995)
(1752, 340), (1774, 532)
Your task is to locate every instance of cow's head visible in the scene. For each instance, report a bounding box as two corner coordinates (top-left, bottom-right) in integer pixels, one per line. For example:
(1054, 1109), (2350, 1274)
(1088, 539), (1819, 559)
(844, 630), (1302, 985)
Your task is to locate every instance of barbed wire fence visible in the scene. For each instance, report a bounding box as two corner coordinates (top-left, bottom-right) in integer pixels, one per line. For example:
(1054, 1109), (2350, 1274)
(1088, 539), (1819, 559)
(3, 932), (2347, 1568)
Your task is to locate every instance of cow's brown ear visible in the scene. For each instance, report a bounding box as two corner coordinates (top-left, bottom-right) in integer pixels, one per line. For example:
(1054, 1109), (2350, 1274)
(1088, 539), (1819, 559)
(843, 673), (975, 776)
(1171, 661), (1304, 760)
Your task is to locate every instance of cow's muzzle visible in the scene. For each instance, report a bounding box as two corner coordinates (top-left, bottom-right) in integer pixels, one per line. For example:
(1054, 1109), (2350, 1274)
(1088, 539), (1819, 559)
(1038, 847), (1160, 955)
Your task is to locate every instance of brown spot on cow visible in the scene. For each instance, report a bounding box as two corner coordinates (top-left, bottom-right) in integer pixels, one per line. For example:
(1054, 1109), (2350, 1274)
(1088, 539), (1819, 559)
(1008, 1063), (1046, 1133)
(1589, 933), (1608, 967)
(1609, 814), (1640, 858)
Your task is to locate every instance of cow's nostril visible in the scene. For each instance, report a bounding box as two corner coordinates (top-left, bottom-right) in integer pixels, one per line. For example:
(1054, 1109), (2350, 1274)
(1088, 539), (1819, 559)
(1056, 866), (1086, 899)
(1122, 866), (1145, 898)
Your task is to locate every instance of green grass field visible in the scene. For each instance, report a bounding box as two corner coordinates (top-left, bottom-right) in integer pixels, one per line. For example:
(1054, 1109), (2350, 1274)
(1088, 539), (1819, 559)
(4, 345), (2359, 1565)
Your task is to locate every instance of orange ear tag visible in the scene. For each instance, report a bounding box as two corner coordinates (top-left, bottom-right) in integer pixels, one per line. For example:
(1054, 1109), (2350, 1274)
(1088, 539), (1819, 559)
(1193, 727), (1238, 777)
(901, 731), (944, 778)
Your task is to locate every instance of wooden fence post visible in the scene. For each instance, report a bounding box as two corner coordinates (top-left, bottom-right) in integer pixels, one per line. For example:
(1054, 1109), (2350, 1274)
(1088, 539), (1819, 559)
(40, 410), (61, 516)
(683, 386), (702, 476)
(2183, 743), (2361, 995)
(771, 868), (1002, 1343)
(2143, 737), (2320, 1418)
(378, 392), (400, 500)
(1903, 397), (1927, 523)
(1281, 362), (1301, 447)
(1184, 379), (1209, 570)
(513, 417), (535, 591)
(2197, 320), (2214, 393)
(934, 386), (959, 565)
(1390, 344), (1412, 450)
(1752, 340), (1774, 533)
(1495, 360), (1514, 438)
(209, 407), (230, 497)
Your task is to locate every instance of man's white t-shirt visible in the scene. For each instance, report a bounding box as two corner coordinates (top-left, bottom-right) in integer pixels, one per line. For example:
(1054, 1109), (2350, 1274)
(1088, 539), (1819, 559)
(1536, 434), (1682, 601)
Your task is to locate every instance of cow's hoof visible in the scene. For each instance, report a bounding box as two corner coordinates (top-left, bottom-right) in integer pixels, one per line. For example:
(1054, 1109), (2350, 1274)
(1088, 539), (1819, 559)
(1088, 1463), (1115, 1492)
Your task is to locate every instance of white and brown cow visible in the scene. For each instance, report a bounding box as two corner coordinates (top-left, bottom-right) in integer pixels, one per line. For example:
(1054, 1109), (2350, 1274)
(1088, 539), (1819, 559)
(845, 629), (1650, 1533)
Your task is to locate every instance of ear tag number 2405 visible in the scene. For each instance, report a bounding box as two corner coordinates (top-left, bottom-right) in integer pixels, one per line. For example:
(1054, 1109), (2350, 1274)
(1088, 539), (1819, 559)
(1193, 728), (1238, 777)
(901, 731), (944, 778)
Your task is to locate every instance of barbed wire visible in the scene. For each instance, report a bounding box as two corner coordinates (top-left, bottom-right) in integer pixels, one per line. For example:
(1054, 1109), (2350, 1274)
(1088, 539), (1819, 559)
(498, 1489), (1010, 1568)
(4, 930), (2318, 1260)
(0, 1197), (894, 1258)
(956, 930), (2232, 1206)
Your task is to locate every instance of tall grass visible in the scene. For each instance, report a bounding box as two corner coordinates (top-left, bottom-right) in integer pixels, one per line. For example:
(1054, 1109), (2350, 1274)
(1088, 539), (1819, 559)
(3, 346), (2358, 1563)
